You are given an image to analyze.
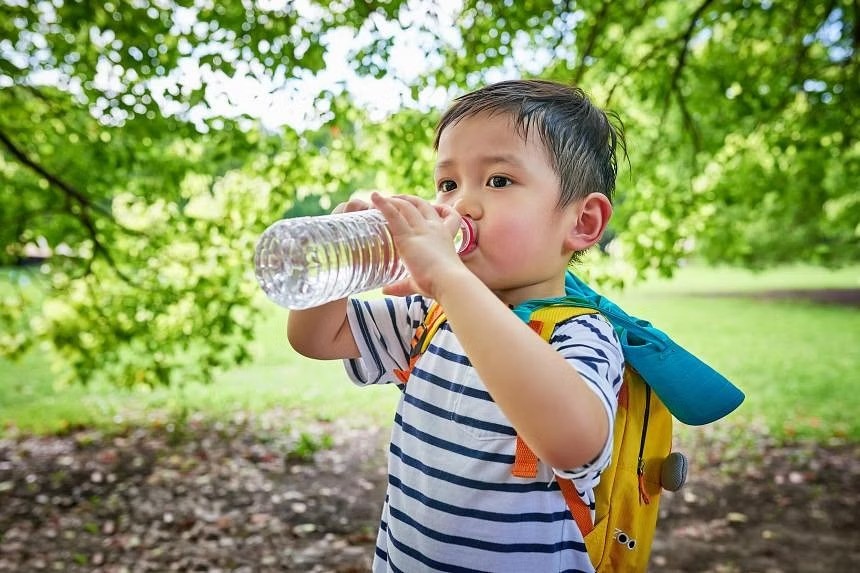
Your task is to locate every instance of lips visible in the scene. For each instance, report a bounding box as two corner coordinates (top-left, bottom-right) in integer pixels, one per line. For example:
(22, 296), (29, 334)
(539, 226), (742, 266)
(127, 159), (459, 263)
(457, 216), (477, 256)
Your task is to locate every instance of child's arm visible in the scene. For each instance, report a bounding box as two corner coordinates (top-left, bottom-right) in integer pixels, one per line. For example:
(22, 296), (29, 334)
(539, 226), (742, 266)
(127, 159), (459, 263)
(287, 298), (360, 360)
(372, 193), (612, 471)
(286, 198), (375, 361)
(435, 271), (610, 471)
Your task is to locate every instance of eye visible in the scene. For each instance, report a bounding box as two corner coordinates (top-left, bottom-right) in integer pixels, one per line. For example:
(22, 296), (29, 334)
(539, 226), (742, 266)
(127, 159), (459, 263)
(487, 175), (512, 188)
(437, 179), (457, 193)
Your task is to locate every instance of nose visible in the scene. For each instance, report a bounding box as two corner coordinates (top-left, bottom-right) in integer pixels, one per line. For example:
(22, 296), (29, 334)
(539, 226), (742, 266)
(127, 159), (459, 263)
(451, 188), (482, 220)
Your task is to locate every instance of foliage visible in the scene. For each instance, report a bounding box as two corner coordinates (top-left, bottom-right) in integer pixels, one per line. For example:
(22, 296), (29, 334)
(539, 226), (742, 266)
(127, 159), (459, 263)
(1, 0), (857, 387)
(423, 0), (858, 272)
(0, 1), (408, 385)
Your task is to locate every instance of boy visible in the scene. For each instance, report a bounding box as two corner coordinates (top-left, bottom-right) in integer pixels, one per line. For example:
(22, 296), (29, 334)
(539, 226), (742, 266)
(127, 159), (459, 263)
(288, 79), (625, 572)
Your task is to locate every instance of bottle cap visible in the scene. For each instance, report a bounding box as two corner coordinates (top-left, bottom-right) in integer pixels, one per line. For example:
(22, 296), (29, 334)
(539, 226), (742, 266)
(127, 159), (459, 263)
(455, 217), (476, 255)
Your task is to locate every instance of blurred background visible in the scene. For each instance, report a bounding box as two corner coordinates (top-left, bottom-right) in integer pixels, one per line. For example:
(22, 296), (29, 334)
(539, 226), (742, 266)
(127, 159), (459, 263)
(0, 1), (857, 571)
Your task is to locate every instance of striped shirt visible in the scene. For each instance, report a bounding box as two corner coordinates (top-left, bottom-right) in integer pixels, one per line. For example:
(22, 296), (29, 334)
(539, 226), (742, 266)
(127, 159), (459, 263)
(344, 294), (624, 573)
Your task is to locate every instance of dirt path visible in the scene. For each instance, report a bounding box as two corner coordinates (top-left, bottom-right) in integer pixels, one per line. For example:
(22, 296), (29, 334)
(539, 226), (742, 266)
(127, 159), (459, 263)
(684, 287), (860, 307)
(1, 416), (858, 572)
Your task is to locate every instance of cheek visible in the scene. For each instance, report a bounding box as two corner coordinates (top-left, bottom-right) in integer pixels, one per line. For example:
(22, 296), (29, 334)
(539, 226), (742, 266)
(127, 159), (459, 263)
(482, 216), (543, 260)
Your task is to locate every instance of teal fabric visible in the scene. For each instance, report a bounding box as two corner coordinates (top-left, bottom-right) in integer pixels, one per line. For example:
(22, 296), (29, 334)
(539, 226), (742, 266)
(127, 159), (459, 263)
(511, 271), (745, 426)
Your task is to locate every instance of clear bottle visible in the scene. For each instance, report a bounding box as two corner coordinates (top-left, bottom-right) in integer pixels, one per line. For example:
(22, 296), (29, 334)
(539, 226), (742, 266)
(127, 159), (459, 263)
(254, 209), (474, 310)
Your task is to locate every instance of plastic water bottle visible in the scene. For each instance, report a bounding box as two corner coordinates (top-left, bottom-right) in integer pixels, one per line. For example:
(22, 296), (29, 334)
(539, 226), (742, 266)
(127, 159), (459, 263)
(254, 209), (474, 310)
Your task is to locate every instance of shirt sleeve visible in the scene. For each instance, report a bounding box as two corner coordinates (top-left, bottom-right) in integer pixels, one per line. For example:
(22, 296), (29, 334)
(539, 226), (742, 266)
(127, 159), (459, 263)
(547, 312), (624, 488)
(342, 294), (431, 386)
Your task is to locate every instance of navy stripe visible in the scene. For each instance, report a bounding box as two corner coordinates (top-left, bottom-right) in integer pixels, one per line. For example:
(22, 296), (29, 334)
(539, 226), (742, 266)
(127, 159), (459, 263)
(351, 299), (384, 378)
(389, 474), (569, 523)
(405, 295), (432, 331)
(568, 316), (614, 345)
(400, 392), (453, 423)
(364, 299), (399, 358)
(402, 393), (516, 437)
(556, 342), (610, 361)
(580, 372), (614, 411)
(451, 406), (516, 436)
(410, 365), (492, 402)
(374, 545), (388, 563)
(388, 505), (588, 554)
(390, 443), (555, 493)
(385, 296), (409, 362)
(385, 528), (493, 573)
(426, 342), (472, 366)
(345, 358), (363, 382)
(571, 355), (608, 375)
(394, 413), (513, 464)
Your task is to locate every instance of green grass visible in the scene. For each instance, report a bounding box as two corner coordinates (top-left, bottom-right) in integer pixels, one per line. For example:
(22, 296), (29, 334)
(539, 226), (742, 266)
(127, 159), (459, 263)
(606, 290), (859, 441)
(1, 264), (858, 441)
(0, 302), (398, 434)
(627, 263), (860, 294)
(603, 264), (860, 440)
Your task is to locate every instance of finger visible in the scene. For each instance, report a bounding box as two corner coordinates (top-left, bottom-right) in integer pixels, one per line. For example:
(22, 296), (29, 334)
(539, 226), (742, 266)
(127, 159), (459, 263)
(385, 195), (446, 233)
(371, 192), (412, 232)
(394, 195), (440, 220)
(434, 203), (463, 237)
(341, 198), (372, 213)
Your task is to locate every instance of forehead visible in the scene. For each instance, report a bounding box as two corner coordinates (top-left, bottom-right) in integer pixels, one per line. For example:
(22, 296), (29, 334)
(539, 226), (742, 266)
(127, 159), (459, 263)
(436, 111), (537, 160)
(436, 111), (552, 170)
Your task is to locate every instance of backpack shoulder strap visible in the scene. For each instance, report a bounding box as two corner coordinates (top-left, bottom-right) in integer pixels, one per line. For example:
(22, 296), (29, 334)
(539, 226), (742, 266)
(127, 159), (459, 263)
(518, 304), (602, 536)
(393, 301), (447, 384)
(512, 305), (600, 479)
(394, 302), (598, 385)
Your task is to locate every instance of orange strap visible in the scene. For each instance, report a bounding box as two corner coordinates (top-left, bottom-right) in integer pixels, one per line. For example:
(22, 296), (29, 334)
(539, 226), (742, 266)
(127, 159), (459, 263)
(558, 478), (594, 535)
(511, 436), (540, 478)
(513, 435), (594, 534)
(510, 324), (544, 473)
(393, 355), (419, 384)
(393, 302), (447, 384)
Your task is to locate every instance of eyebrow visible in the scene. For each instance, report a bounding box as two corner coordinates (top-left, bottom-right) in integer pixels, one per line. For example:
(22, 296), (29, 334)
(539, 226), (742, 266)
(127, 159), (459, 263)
(435, 154), (525, 171)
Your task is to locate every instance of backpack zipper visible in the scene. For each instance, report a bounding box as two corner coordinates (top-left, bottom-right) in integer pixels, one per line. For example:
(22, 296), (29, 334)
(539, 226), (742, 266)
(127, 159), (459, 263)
(637, 384), (652, 505)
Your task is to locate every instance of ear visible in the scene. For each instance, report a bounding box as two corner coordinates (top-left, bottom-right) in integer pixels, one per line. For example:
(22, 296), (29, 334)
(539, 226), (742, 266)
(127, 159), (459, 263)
(563, 193), (613, 252)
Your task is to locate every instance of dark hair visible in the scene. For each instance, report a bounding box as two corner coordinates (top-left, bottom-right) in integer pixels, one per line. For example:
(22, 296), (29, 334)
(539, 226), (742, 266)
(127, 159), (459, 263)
(434, 79), (626, 208)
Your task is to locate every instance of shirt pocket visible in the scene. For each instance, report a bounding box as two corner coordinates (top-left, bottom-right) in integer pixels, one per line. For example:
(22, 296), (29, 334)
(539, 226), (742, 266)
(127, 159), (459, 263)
(450, 369), (518, 442)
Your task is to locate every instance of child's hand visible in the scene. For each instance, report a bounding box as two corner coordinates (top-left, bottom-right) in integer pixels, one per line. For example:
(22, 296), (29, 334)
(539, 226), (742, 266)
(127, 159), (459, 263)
(370, 192), (467, 299)
(332, 197), (372, 215)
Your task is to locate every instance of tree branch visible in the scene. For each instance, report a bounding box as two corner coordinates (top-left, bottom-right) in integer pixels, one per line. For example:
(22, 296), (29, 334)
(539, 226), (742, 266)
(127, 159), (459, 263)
(0, 128), (116, 220)
(604, 10), (699, 106)
(854, 0), (859, 52)
(660, 0), (716, 156)
(572, 0), (611, 85)
(0, 127), (140, 284)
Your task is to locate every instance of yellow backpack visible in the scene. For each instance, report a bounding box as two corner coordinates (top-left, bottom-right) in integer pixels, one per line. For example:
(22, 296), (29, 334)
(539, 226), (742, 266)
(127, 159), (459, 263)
(394, 302), (684, 572)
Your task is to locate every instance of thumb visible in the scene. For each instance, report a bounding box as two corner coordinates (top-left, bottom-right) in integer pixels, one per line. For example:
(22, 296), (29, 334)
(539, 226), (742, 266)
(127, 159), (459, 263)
(382, 277), (420, 297)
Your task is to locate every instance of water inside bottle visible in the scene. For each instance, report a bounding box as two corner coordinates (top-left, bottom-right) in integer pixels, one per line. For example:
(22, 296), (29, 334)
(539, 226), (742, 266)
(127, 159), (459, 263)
(255, 209), (473, 309)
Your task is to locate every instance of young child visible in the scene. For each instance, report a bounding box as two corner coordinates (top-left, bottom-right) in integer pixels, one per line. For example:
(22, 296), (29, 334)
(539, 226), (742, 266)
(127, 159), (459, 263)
(288, 79), (625, 572)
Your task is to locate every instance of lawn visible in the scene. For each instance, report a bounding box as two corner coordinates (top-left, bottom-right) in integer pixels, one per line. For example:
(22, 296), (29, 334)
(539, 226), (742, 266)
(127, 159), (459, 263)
(1, 264), (858, 440)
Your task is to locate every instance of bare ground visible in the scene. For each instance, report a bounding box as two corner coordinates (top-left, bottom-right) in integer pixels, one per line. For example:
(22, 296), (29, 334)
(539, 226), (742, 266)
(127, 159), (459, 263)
(1, 414), (857, 573)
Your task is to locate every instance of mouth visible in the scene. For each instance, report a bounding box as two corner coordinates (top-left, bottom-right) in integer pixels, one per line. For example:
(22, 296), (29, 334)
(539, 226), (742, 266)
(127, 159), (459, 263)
(456, 217), (477, 256)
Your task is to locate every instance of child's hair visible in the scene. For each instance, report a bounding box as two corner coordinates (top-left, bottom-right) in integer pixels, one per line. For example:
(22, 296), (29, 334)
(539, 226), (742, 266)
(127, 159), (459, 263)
(434, 79), (626, 208)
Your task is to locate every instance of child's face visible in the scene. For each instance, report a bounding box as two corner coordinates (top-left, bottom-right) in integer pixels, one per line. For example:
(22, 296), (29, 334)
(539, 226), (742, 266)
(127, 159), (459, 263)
(434, 111), (579, 305)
